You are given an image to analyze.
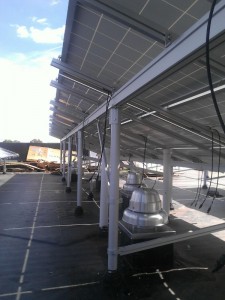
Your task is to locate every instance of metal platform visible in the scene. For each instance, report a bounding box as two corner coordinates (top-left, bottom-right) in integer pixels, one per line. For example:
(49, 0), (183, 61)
(119, 220), (176, 240)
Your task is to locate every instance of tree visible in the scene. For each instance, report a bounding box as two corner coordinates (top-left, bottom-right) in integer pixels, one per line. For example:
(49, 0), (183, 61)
(30, 139), (43, 143)
(2, 139), (20, 143)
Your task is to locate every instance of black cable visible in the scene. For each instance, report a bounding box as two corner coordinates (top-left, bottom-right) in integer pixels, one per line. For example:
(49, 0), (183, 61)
(212, 254), (225, 272)
(206, 0), (225, 135)
(191, 170), (203, 207)
(88, 91), (112, 182)
(207, 129), (221, 213)
(151, 164), (158, 189)
(141, 137), (147, 182)
(199, 130), (214, 209)
(195, 171), (204, 207)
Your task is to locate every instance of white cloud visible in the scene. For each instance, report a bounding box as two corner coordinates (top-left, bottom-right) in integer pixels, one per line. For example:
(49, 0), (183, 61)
(31, 16), (37, 22)
(50, 0), (60, 6)
(16, 25), (65, 44)
(0, 51), (60, 142)
(16, 25), (29, 38)
(36, 18), (48, 25)
(31, 16), (48, 26)
(30, 25), (65, 43)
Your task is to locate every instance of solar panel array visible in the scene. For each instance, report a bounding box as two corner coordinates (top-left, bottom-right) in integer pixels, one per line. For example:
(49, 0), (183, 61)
(50, 0), (225, 169)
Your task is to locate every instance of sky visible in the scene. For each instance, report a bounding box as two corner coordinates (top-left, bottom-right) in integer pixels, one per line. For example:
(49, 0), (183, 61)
(0, 0), (69, 142)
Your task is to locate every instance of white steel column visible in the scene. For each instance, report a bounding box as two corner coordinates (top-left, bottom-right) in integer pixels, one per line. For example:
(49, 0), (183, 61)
(202, 170), (208, 189)
(60, 141), (63, 173)
(99, 147), (110, 229)
(3, 159), (6, 174)
(75, 130), (84, 216)
(62, 140), (66, 182)
(66, 137), (72, 193)
(170, 166), (174, 210)
(108, 108), (120, 273)
(163, 148), (172, 216)
(97, 122), (110, 229)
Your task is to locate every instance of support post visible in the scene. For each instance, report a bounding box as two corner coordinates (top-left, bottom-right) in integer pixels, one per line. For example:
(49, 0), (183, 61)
(163, 148), (172, 216)
(99, 147), (110, 230)
(3, 159), (6, 174)
(60, 141), (63, 173)
(97, 122), (110, 230)
(62, 140), (66, 182)
(202, 170), (208, 189)
(66, 137), (72, 193)
(107, 108), (120, 274)
(75, 130), (84, 216)
(170, 166), (174, 210)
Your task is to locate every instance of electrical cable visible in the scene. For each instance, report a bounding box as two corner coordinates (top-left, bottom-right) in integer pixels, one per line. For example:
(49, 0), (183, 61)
(191, 170), (203, 207)
(141, 137), (147, 182)
(88, 91), (112, 182)
(207, 129), (221, 213)
(196, 171), (204, 207)
(206, 0), (225, 135)
(212, 254), (225, 272)
(199, 130), (214, 209)
(151, 164), (158, 189)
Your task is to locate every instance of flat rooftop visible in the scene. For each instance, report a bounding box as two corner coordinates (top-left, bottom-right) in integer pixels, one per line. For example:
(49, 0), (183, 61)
(1, 172), (225, 299)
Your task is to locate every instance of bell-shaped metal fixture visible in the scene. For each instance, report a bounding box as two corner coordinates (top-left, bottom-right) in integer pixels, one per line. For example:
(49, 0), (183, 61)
(122, 171), (141, 192)
(122, 187), (168, 228)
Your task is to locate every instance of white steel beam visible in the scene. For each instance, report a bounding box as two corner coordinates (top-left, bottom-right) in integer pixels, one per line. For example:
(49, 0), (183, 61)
(122, 111), (224, 158)
(133, 101), (225, 146)
(51, 58), (112, 93)
(50, 100), (87, 119)
(50, 80), (100, 105)
(118, 222), (225, 256)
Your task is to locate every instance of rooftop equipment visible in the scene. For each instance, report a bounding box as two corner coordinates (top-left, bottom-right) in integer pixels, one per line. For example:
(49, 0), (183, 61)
(122, 188), (168, 228)
(119, 172), (175, 240)
(120, 171), (143, 213)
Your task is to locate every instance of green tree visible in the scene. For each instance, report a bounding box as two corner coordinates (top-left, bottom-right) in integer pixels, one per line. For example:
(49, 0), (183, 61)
(2, 139), (20, 143)
(30, 139), (43, 143)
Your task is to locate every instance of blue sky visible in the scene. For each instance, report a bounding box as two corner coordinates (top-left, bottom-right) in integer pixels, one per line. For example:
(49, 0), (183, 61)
(0, 0), (68, 142)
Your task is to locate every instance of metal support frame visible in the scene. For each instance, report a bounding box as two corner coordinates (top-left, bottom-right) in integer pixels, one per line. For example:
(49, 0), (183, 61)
(77, 130), (83, 208)
(60, 141), (63, 173)
(66, 137), (72, 192)
(60, 1), (225, 142)
(163, 148), (172, 215)
(130, 100), (225, 146)
(50, 107), (79, 123)
(3, 159), (6, 174)
(123, 111), (223, 159)
(50, 81), (100, 106)
(51, 58), (112, 93)
(97, 122), (110, 229)
(50, 99), (87, 120)
(119, 222), (225, 256)
(202, 170), (208, 189)
(108, 108), (120, 272)
(120, 128), (203, 164)
(62, 140), (66, 181)
(99, 148), (109, 229)
(50, 117), (74, 128)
